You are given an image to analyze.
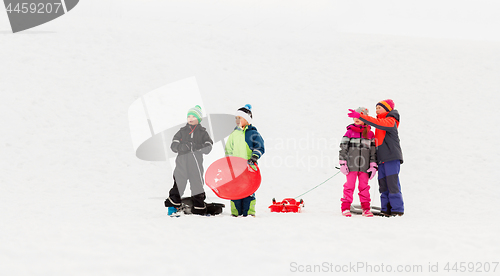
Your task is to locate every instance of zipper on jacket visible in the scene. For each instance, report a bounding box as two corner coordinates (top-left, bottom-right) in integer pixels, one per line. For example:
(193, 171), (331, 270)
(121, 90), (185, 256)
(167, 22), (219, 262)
(358, 131), (362, 169)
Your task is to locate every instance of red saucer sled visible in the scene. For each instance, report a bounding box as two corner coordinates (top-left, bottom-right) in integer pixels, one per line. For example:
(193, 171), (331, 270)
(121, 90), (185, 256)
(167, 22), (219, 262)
(269, 198), (304, 213)
(205, 156), (261, 200)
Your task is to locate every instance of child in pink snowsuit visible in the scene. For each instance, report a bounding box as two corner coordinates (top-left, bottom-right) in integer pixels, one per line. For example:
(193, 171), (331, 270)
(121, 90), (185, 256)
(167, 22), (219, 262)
(339, 107), (377, 217)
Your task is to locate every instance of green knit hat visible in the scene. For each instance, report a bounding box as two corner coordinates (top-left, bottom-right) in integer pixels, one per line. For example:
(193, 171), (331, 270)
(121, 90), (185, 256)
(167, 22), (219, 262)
(187, 105), (203, 123)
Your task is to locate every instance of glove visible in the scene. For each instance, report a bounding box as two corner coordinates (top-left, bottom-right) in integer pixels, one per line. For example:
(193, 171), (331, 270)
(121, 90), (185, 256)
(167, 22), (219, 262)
(171, 142), (179, 153)
(193, 143), (202, 151)
(347, 109), (360, 118)
(367, 162), (378, 180)
(339, 160), (349, 175)
(248, 155), (259, 165)
(179, 142), (193, 153)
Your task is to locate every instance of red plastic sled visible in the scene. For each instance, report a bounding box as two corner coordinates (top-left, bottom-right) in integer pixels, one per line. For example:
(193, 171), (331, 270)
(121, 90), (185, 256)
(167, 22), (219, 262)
(205, 156), (261, 200)
(269, 198), (304, 213)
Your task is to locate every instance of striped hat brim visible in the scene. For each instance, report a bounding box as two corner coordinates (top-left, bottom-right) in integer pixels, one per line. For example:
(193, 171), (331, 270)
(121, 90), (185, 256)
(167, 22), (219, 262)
(235, 110), (252, 124)
(377, 101), (392, 112)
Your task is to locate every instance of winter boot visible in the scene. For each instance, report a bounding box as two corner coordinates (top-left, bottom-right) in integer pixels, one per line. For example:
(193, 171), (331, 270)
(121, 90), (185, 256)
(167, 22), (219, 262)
(164, 197), (182, 208)
(191, 204), (207, 216)
(362, 209), (374, 217)
(191, 193), (207, 216)
(167, 207), (178, 216)
(342, 210), (352, 217)
(380, 202), (392, 217)
(361, 202), (373, 217)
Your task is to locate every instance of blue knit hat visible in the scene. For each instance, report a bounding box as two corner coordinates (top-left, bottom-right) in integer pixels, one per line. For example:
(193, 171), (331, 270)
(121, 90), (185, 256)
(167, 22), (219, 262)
(187, 105), (202, 123)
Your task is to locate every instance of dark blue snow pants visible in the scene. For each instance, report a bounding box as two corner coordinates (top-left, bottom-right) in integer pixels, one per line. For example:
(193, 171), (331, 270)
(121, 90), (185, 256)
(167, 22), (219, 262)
(231, 193), (256, 216)
(378, 160), (404, 213)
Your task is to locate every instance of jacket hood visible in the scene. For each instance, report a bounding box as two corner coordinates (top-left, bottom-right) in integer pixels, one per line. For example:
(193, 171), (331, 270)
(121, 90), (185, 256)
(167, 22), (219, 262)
(378, 110), (400, 122)
(347, 123), (371, 133)
(246, 124), (258, 131)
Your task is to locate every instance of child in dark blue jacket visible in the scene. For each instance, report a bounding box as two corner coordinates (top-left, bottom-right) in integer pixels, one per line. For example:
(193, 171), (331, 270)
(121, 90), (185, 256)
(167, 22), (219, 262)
(225, 104), (265, 217)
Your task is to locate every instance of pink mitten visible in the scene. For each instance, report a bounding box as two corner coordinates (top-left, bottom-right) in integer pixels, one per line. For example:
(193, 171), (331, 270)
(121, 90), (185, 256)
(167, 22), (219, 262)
(347, 109), (360, 118)
(339, 160), (349, 175)
(367, 162), (378, 180)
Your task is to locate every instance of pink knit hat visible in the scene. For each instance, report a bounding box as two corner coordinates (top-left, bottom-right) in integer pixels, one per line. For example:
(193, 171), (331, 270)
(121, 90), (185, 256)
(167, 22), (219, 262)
(377, 99), (395, 112)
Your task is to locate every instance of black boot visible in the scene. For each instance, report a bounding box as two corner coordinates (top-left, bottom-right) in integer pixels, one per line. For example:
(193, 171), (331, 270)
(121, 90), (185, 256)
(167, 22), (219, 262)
(191, 204), (207, 215)
(191, 193), (207, 215)
(164, 197), (181, 208)
(380, 202), (392, 217)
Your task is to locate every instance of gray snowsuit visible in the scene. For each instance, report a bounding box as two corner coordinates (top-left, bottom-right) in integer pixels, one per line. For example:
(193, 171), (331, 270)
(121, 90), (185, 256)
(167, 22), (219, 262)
(167, 123), (213, 214)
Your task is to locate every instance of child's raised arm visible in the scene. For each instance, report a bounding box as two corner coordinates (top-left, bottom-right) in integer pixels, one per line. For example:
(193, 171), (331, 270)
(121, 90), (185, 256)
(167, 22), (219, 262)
(359, 114), (398, 132)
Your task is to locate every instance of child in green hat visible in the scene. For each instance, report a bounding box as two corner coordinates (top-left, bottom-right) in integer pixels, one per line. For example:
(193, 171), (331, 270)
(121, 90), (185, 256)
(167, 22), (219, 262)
(164, 105), (214, 215)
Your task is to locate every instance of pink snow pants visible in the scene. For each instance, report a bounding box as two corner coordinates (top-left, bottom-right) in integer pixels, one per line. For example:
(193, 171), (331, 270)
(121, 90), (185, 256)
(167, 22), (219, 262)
(341, 171), (370, 211)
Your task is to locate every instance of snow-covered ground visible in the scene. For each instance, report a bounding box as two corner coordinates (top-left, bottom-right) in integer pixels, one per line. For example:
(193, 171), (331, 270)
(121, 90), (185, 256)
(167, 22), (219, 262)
(1, 1), (500, 275)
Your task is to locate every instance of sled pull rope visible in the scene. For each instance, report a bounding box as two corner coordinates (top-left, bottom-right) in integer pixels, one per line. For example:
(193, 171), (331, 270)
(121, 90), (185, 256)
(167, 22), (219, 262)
(294, 170), (342, 199)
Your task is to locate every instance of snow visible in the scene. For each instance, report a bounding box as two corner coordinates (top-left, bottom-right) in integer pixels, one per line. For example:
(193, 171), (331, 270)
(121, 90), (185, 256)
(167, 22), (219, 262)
(1, 0), (500, 275)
